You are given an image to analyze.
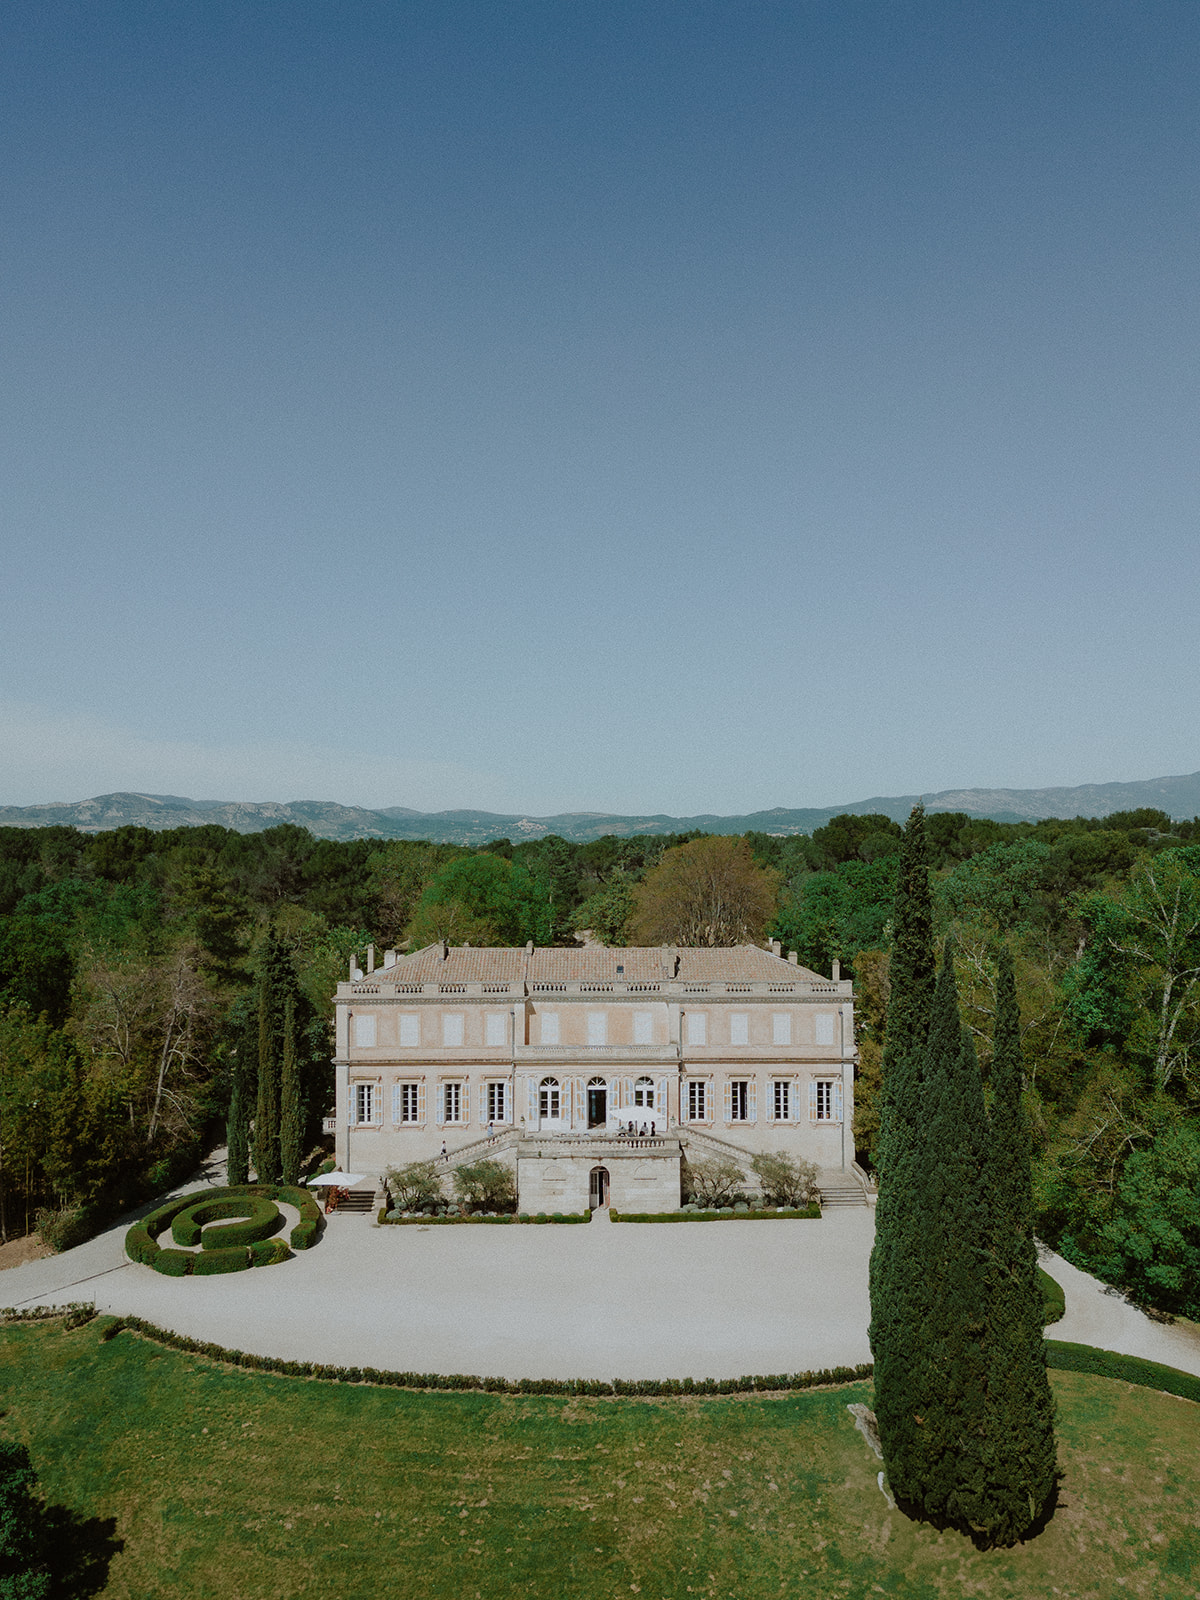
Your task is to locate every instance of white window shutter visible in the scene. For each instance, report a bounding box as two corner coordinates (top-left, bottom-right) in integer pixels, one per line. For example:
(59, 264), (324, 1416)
(748, 1079), (757, 1122)
(809, 1080), (818, 1121)
(723, 1080), (732, 1121)
(766, 1082), (775, 1122)
(834, 1079), (844, 1123)
(437, 1082), (445, 1124)
(391, 1083), (399, 1124)
(526, 1078), (536, 1120)
(416, 1081), (424, 1125)
(656, 1078), (667, 1119)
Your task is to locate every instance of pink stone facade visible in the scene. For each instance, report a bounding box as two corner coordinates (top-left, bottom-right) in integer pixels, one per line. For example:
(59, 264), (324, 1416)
(333, 942), (856, 1204)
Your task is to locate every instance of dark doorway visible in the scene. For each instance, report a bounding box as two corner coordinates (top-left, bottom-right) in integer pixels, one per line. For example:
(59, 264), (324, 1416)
(587, 1083), (607, 1128)
(589, 1166), (610, 1209)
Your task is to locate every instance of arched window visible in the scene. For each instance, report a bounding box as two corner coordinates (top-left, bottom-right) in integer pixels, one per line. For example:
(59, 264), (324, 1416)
(633, 1075), (654, 1108)
(587, 1076), (607, 1088)
(539, 1077), (560, 1119)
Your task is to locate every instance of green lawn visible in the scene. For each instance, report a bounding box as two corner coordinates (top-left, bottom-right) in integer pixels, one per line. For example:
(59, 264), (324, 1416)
(2, 1317), (1198, 1600)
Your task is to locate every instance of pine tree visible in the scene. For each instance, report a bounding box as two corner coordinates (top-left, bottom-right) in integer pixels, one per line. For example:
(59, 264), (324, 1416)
(869, 804), (938, 1504)
(279, 994), (302, 1186)
(978, 944), (1058, 1542)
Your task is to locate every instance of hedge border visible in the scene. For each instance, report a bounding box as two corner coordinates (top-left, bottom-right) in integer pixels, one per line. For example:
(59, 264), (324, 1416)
(4, 1306), (1198, 1408)
(612, 1205), (821, 1223)
(1044, 1340), (1200, 1405)
(1039, 1267), (1066, 1326)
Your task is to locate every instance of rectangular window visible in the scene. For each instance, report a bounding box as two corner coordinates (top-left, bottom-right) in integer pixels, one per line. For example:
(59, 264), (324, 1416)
(729, 1080), (750, 1120)
(441, 1081), (464, 1123)
(810, 1078), (842, 1122)
(442, 1014), (464, 1048)
(729, 1012), (749, 1046)
(587, 1012), (607, 1046)
(686, 1012), (707, 1046)
(540, 1011), (560, 1045)
(814, 1012), (836, 1047)
(772, 1012), (792, 1046)
(485, 1012), (507, 1047)
(686, 1079), (708, 1121)
(353, 1014), (376, 1048)
(772, 1079), (791, 1121)
(394, 1082), (421, 1124)
(352, 1083), (375, 1124)
(632, 1010), (654, 1045)
(487, 1081), (507, 1123)
(398, 1014), (420, 1048)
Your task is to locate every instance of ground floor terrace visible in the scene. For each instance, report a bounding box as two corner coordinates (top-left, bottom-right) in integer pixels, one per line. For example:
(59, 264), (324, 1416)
(4, 1177), (1200, 1383)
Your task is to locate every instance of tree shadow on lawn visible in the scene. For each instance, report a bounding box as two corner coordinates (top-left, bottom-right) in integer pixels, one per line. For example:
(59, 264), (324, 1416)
(38, 1502), (124, 1597)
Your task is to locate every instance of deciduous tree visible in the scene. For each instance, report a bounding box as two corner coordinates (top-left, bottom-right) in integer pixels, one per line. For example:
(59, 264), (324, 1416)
(628, 837), (779, 947)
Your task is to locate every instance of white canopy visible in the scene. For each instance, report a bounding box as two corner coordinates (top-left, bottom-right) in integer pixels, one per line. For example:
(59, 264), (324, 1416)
(307, 1171), (368, 1188)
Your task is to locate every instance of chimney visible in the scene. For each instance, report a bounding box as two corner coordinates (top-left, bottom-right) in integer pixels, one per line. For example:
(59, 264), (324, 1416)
(440, 940), (448, 960)
(788, 950), (798, 964)
(367, 943), (375, 975)
(384, 949), (395, 967)
(349, 955), (357, 980)
(771, 939), (781, 958)
(832, 959), (841, 982)
(526, 940), (534, 953)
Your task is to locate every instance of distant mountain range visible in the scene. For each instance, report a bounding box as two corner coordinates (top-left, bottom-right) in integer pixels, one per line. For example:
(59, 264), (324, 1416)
(2, 772), (1199, 844)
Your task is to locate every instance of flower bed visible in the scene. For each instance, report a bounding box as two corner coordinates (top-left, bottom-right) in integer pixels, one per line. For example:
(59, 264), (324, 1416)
(380, 1210), (590, 1226)
(612, 1205), (821, 1222)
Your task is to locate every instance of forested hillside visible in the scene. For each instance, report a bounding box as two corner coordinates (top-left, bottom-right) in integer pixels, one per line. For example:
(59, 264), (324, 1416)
(1, 809), (1197, 1319)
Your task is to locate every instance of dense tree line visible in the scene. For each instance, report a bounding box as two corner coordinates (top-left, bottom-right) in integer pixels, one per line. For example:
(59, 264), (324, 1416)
(0, 806), (1197, 1318)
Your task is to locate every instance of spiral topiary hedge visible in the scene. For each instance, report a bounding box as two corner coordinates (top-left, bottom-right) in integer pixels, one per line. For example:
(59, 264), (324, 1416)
(171, 1195), (284, 1250)
(125, 1183), (322, 1276)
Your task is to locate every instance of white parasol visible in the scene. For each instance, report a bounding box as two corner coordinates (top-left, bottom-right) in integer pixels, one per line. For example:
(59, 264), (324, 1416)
(307, 1171), (368, 1188)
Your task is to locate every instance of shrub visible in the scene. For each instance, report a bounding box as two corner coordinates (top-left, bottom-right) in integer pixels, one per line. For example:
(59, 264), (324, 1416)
(291, 1218), (319, 1250)
(152, 1249), (194, 1277)
(685, 1156), (746, 1207)
(750, 1151), (820, 1208)
(1045, 1339), (1200, 1404)
(385, 1160), (444, 1211)
(35, 1205), (93, 1253)
(452, 1158), (517, 1213)
(192, 1246), (249, 1276)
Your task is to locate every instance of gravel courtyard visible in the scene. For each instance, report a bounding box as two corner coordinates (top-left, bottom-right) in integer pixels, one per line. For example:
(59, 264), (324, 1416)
(3, 1197), (1198, 1382)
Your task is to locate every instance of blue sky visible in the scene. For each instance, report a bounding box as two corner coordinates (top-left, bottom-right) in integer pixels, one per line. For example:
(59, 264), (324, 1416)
(4, 2), (1199, 815)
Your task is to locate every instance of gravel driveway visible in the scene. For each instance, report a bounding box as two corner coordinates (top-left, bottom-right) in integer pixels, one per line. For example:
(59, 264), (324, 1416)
(3, 1199), (1197, 1383)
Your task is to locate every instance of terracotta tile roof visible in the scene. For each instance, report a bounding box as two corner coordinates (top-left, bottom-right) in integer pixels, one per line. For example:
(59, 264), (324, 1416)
(379, 943), (827, 984)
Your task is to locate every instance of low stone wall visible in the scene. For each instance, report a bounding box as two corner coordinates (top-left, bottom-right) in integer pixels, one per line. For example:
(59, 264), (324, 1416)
(517, 1149), (681, 1213)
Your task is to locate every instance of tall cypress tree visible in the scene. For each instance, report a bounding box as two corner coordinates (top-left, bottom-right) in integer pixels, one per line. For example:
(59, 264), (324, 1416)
(978, 944), (1058, 1542)
(279, 993), (302, 1186)
(226, 1049), (252, 1185)
(253, 933), (284, 1183)
(873, 942), (991, 1519)
(869, 804), (938, 1506)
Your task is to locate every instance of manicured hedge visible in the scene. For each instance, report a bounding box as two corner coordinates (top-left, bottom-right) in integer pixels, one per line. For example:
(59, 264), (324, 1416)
(125, 1183), (316, 1273)
(611, 1205), (821, 1223)
(249, 1239), (291, 1267)
(1045, 1340), (1200, 1404)
(192, 1246), (250, 1276)
(154, 1248), (195, 1277)
(171, 1195), (283, 1250)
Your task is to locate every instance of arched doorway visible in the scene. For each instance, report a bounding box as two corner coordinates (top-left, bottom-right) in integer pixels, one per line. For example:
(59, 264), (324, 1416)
(589, 1166), (610, 1210)
(587, 1077), (607, 1128)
